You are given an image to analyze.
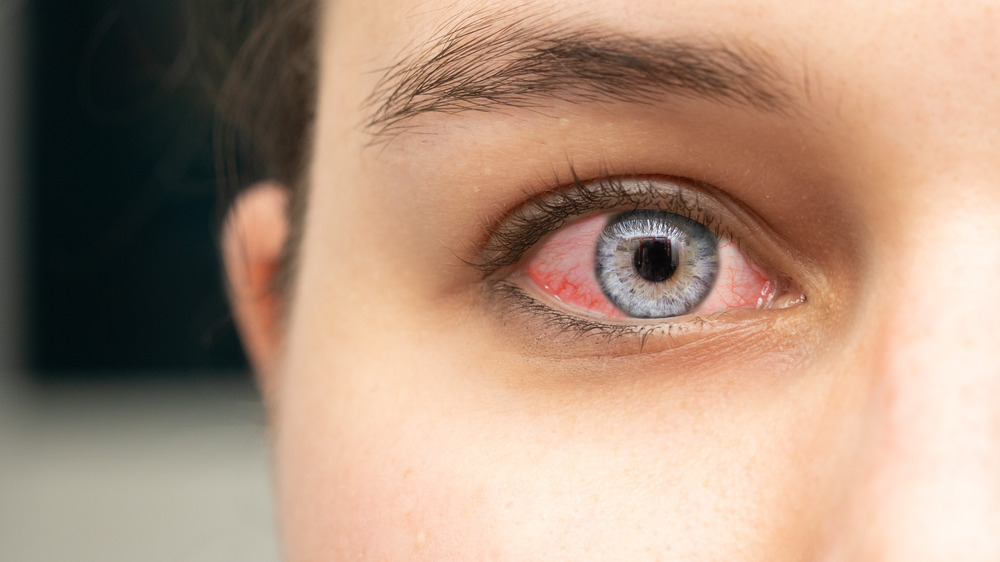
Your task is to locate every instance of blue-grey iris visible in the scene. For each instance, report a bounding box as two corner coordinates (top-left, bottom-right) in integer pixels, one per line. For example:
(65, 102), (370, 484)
(595, 210), (718, 318)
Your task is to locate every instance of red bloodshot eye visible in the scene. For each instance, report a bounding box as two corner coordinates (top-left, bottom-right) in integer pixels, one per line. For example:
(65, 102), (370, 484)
(524, 213), (776, 319)
(526, 214), (626, 318)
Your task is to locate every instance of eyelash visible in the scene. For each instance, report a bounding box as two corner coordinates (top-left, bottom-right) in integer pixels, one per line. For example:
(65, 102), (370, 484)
(475, 172), (734, 276)
(475, 170), (798, 342)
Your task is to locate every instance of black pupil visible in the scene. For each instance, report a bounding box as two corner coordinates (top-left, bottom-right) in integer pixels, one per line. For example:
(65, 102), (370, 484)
(633, 238), (678, 283)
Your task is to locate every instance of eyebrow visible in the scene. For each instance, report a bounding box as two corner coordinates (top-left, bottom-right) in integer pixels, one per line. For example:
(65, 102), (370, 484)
(364, 9), (794, 140)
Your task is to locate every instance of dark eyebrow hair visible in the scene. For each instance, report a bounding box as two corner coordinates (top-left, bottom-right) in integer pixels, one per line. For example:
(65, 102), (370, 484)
(364, 9), (794, 140)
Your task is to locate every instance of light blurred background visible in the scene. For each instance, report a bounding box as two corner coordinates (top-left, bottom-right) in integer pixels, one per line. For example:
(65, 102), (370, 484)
(1, 1), (279, 559)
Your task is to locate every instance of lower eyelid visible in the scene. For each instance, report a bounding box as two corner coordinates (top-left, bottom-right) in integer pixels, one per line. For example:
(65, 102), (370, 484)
(483, 278), (799, 361)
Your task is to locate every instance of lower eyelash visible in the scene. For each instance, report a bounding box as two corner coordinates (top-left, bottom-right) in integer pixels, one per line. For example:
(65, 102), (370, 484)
(485, 278), (813, 361)
(486, 279), (706, 346)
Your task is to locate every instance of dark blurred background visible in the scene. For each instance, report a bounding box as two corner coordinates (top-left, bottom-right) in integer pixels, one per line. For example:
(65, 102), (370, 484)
(1, 4), (277, 561)
(27, 0), (247, 379)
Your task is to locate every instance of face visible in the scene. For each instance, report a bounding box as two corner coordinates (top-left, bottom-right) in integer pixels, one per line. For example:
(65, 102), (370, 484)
(243, 0), (1000, 559)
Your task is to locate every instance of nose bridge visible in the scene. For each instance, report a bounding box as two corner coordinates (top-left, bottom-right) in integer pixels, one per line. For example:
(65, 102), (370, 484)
(834, 201), (1000, 560)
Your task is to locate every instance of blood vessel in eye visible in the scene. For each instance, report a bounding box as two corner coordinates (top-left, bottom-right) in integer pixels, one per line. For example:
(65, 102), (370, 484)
(525, 213), (774, 318)
(526, 214), (624, 318)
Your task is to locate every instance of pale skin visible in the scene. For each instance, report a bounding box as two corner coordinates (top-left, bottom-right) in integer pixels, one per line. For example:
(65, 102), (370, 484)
(223, 0), (1000, 559)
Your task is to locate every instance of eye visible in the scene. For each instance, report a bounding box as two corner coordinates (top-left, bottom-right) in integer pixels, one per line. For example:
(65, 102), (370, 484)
(478, 175), (801, 334)
(496, 186), (777, 319)
(524, 211), (775, 320)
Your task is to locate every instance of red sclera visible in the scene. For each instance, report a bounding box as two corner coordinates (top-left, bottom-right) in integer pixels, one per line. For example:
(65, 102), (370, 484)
(525, 213), (773, 319)
(526, 214), (625, 318)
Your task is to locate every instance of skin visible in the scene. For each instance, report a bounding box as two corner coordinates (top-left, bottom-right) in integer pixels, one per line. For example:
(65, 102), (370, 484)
(224, 0), (1000, 559)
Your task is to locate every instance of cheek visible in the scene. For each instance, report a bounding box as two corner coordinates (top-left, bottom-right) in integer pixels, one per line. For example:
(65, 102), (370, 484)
(274, 367), (502, 560)
(272, 355), (833, 561)
(275, 244), (839, 562)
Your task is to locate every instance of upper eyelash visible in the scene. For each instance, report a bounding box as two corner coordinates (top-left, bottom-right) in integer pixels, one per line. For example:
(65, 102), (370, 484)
(474, 170), (733, 277)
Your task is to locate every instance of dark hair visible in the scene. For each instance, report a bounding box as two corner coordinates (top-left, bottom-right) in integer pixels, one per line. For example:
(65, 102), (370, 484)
(195, 0), (318, 294)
